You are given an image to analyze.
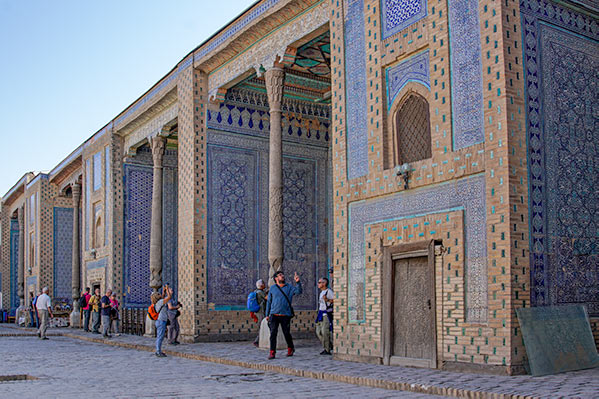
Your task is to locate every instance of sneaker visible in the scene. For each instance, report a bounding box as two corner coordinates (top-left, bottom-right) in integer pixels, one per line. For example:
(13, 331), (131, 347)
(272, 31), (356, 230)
(268, 350), (276, 360)
(103, 334), (112, 338)
(155, 352), (167, 358)
(41, 337), (49, 340)
(287, 348), (295, 357)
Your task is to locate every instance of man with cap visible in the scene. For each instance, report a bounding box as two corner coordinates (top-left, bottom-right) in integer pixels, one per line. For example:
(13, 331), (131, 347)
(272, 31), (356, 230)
(265, 271), (302, 359)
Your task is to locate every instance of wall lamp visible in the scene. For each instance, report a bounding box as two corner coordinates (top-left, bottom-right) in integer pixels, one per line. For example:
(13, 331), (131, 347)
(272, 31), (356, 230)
(395, 163), (411, 190)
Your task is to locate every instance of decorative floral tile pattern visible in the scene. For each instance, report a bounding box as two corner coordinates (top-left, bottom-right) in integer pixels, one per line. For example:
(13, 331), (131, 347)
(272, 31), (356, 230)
(448, 0), (485, 150)
(381, 0), (427, 39)
(348, 175), (487, 322)
(207, 129), (330, 310)
(53, 207), (73, 304)
(386, 50), (430, 110)
(522, 0), (599, 315)
(344, 0), (369, 180)
(10, 219), (19, 309)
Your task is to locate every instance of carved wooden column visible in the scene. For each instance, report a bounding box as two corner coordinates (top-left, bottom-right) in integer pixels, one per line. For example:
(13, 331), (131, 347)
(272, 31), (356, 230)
(70, 183), (81, 327)
(17, 205), (25, 309)
(149, 135), (166, 292)
(264, 66), (285, 286)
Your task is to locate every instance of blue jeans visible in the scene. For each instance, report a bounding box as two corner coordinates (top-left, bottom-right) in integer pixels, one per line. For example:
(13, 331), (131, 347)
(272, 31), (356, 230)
(29, 310), (39, 328)
(155, 320), (167, 354)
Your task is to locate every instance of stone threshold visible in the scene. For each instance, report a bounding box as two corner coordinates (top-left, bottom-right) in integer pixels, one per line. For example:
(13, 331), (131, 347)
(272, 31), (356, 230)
(1, 324), (536, 399)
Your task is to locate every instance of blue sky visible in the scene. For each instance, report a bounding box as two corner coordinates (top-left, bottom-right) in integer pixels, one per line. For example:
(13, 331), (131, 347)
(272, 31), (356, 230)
(0, 0), (255, 195)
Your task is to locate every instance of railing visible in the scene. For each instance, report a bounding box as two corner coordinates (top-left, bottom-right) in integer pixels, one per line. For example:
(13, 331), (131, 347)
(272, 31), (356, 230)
(121, 308), (146, 336)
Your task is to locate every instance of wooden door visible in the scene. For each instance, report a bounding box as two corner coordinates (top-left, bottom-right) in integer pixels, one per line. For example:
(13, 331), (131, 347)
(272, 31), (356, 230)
(391, 256), (435, 366)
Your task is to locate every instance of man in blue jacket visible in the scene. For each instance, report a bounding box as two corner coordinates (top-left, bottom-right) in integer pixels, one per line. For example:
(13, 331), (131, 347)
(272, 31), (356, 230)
(265, 270), (302, 359)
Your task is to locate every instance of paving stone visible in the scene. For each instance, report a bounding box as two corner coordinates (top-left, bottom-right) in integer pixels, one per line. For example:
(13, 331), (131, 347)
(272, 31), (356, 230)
(2, 325), (598, 398)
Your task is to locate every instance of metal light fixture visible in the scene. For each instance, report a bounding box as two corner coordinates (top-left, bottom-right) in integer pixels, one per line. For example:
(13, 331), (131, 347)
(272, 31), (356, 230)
(395, 163), (411, 190)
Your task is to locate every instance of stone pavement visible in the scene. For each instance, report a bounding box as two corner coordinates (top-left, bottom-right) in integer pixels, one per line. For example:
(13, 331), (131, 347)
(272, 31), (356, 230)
(0, 334), (433, 399)
(2, 324), (598, 398)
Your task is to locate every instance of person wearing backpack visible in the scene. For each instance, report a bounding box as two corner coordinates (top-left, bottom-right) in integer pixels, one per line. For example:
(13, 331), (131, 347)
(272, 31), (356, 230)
(250, 279), (267, 347)
(150, 285), (172, 357)
(265, 271), (302, 360)
(316, 277), (334, 355)
(80, 287), (91, 332)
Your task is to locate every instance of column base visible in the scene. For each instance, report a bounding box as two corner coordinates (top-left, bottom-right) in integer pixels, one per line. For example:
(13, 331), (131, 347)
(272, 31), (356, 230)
(258, 317), (286, 350)
(70, 310), (81, 328)
(15, 307), (30, 327)
(144, 314), (156, 337)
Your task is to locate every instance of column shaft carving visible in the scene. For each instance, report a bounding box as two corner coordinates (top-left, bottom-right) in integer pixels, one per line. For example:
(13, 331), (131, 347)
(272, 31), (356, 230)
(17, 206), (25, 307)
(71, 183), (81, 306)
(264, 67), (285, 286)
(149, 135), (166, 292)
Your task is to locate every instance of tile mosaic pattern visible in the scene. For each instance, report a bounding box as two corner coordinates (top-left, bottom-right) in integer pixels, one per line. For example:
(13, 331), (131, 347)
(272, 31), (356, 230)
(448, 0), (484, 150)
(10, 219), (19, 309)
(207, 130), (329, 310)
(344, 0), (369, 180)
(348, 174), (487, 322)
(162, 167), (178, 298)
(207, 146), (258, 307)
(522, 0), (599, 315)
(123, 164), (153, 307)
(53, 207), (73, 304)
(207, 89), (330, 148)
(87, 257), (107, 270)
(93, 152), (102, 191)
(85, 159), (91, 251)
(123, 160), (178, 307)
(381, 0), (427, 39)
(26, 276), (37, 289)
(385, 50), (430, 110)
(105, 146), (110, 244)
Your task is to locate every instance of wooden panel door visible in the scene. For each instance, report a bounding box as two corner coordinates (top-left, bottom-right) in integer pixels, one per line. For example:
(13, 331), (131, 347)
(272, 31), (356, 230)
(392, 256), (434, 366)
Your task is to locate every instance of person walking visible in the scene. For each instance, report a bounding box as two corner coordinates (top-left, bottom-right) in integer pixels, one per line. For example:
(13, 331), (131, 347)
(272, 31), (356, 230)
(109, 293), (120, 336)
(152, 286), (172, 357)
(252, 279), (267, 347)
(101, 289), (113, 338)
(167, 293), (181, 345)
(88, 288), (101, 334)
(316, 277), (334, 355)
(81, 287), (91, 332)
(29, 292), (39, 328)
(265, 271), (302, 360)
(36, 287), (53, 340)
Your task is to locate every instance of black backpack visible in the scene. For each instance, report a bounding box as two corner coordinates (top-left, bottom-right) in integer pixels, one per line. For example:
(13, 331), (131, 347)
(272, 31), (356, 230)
(78, 296), (87, 309)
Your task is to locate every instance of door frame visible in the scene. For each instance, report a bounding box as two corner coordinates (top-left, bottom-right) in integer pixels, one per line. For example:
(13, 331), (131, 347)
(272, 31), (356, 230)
(382, 240), (438, 368)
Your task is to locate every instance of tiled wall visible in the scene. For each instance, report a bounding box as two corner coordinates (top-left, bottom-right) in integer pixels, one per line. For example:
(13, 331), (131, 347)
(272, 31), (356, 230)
(520, 0), (599, 317)
(206, 129), (329, 311)
(53, 207), (73, 303)
(329, 0), (521, 370)
(122, 148), (178, 307)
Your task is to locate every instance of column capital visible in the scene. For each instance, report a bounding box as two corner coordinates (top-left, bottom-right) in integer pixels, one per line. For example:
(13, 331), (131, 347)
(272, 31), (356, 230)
(72, 182), (81, 201)
(148, 135), (166, 168)
(17, 205), (24, 226)
(264, 67), (285, 113)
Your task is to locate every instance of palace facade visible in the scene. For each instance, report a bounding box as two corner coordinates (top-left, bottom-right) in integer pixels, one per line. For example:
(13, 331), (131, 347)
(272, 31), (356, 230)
(1, 0), (598, 374)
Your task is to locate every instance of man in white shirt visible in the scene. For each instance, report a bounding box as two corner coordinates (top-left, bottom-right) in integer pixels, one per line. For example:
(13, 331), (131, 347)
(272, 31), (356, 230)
(36, 287), (53, 340)
(316, 277), (334, 355)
